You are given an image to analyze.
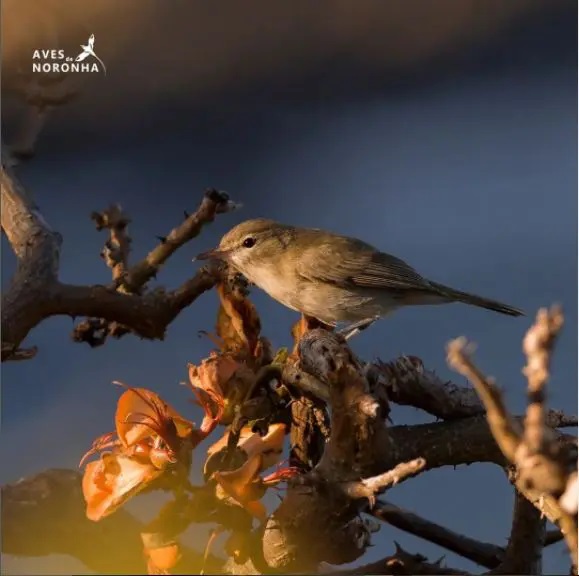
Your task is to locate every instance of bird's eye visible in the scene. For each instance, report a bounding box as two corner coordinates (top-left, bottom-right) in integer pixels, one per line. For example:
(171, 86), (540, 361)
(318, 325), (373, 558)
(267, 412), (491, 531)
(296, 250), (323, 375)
(242, 237), (256, 248)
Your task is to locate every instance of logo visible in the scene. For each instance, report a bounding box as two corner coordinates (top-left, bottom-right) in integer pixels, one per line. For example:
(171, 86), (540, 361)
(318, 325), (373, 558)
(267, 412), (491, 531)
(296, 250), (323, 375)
(32, 34), (106, 75)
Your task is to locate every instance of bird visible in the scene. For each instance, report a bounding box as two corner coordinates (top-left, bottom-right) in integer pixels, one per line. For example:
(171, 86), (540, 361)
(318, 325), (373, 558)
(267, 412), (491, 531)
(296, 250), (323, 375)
(195, 219), (523, 337)
(75, 34), (107, 75)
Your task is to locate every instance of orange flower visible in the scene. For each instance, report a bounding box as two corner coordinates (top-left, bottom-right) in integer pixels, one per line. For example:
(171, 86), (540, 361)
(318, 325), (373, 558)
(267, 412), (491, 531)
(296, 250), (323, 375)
(187, 353), (252, 425)
(206, 423), (297, 521)
(212, 452), (299, 522)
(80, 382), (225, 521)
(80, 384), (195, 469)
(187, 352), (240, 402)
(82, 452), (163, 521)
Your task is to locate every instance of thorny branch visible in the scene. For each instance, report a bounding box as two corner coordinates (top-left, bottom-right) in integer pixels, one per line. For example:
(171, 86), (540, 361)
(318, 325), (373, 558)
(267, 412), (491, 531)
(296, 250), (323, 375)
(92, 204), (132, 284)
(328, 541), (468, 575)
(1, 153), (237, 359)
(371, 496), (563, 573)
(447, 305), (578, 573)
(488, 490), (545, 575)
(72, 189), (238, 347)
(371, 499), (505, 569)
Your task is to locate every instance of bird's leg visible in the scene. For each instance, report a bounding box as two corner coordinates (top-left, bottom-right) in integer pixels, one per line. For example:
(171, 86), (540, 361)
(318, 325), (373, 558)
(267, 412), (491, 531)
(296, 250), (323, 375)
(338, 317), (379, 340)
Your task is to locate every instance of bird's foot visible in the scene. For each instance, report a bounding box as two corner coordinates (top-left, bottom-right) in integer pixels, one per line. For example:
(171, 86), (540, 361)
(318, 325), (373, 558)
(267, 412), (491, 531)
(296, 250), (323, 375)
(338, 317), (379, 340)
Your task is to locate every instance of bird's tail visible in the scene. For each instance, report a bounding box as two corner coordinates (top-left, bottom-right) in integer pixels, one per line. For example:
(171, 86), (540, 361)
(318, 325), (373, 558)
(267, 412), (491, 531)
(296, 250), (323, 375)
(429, 281), (524, 317)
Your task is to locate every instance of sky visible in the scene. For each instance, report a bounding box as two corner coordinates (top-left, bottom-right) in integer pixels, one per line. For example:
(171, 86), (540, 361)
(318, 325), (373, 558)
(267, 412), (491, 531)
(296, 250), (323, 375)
(1, 1), (577, 574)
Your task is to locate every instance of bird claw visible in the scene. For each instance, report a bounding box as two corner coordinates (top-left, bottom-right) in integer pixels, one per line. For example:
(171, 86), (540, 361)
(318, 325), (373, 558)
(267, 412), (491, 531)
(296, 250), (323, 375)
(338, 317), (379, 340)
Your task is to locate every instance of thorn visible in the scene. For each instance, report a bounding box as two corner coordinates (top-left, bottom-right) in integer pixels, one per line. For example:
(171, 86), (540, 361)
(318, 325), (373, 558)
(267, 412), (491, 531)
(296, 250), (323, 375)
(433, 555), (445, 567)
(183, 210), (190, 219)
(156, 235), (167, 244)
(393, 541), (403, 555)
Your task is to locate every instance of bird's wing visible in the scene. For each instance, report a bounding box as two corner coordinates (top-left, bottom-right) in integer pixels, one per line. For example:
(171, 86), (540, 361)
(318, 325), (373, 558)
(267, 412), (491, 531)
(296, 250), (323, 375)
(297, 234), (431, 292)
(76, 51), (89, 62)
(88, 34), (95, 49)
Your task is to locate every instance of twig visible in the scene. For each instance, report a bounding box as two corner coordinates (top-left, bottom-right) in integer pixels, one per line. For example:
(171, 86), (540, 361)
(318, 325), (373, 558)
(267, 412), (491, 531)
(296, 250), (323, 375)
(73, 205), (133, 345)
(92, 204), (132, 284)
(119, 188), (239, 293)
(329, 542), (468, 575)
(61, 266), (220, 343)
(387, 417), (576, 533)
(371, 499), (504, 569)
(340, 459), (426, 508)
(1, 154), (235, 358)
(1, 342), (38, 361)
(370, 356), (577, 427)
(370, 356), (486, 420)
(446, 306), (578, 573)
(72, 189), (236, 347)
(489, 489), (545, 575)
(446, 337), (520, 460)
(522, 306), (564, 453)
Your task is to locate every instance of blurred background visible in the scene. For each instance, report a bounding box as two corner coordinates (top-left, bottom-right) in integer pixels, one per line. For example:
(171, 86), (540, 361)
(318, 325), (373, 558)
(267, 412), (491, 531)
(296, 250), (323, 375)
(1, 0), (577, 573)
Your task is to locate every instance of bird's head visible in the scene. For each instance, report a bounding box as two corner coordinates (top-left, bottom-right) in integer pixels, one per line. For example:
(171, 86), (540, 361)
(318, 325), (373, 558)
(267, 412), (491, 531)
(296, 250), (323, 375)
(195, 218), (294, 278)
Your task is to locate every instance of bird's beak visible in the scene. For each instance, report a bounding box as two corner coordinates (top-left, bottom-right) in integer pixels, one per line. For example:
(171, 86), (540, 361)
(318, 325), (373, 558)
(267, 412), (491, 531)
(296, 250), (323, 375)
(193, 248), (230, 262)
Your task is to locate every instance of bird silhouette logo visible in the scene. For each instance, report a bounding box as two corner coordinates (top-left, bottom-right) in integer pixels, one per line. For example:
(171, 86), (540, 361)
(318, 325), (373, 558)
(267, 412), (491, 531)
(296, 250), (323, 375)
(75, 34), (107, 75)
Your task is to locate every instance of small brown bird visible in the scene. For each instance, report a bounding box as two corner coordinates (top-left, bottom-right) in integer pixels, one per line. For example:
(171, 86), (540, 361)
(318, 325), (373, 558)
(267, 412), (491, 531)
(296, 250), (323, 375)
(196, 219), (524, 337)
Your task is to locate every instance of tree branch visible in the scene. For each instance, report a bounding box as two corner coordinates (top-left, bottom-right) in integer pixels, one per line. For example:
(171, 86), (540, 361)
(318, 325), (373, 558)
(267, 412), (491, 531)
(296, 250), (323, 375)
(1, 151), (236, 359)
(92, 204), (132, 284)
(72, 189), (238, 347)
(371, 499), (504, 569)
(257, 326), (577, 572)
(371, 355), (576, 427)
(119, 188), (239, 293)
(371, 355), (486, 420)
(329, 542), (468, 575)
(1, 145), (62, 360)
(262, 330), (394, 571)
(62, 268), (219, 336)
(447, 305), (578, 573)
(489, 489), (545, 575)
